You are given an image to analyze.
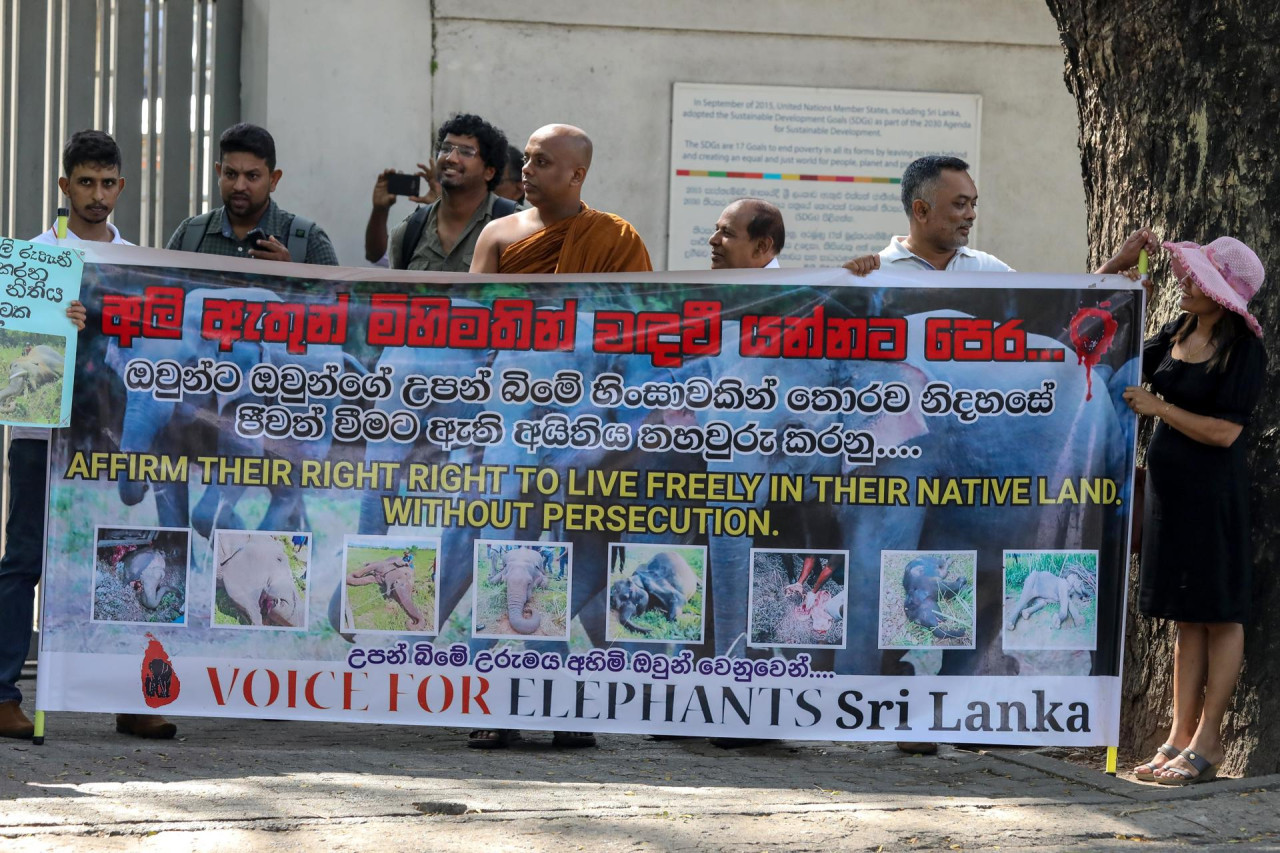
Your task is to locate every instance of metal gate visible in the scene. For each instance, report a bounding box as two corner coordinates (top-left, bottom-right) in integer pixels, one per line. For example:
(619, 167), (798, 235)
(0, 0), (241, 659)
(0, 0), (241, 247)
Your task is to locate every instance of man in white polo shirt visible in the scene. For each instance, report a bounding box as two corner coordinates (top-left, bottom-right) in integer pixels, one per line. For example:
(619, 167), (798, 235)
(0, 130), (176, 741)
(843, 156), (1154, 757)
(844, 155), (1011, 275)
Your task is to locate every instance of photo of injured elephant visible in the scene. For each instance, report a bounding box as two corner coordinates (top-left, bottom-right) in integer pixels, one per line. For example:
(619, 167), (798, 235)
(748, 549), (848, 648)
(1002, 550), (1098, 651)
(878, 551), (976, 649)
(92, 526), (190, 624)
(342, 536), (438, 634)
(213, 530), (309, 629)
(472, 540), (570, 640)
(0, 331), (66, 425)
(606, 544), (706, 643)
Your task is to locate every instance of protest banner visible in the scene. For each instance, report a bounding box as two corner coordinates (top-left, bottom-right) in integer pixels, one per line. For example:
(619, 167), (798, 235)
(0, 237), (83, 427)
(37, 245), (1141, 745)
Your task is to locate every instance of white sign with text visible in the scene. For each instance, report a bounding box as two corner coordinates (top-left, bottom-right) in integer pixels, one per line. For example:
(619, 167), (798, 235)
(668, 83), (981, 270)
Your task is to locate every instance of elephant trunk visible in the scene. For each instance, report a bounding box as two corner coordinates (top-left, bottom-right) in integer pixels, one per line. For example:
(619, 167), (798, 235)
(138, 579), (173, 610)
(619, 610), (652, 635)
(0, 378), (21, 406)
(507, 582), (541, 634)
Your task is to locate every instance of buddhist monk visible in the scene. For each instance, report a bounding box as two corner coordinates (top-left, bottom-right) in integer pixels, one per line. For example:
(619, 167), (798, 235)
(467, 125), (647, 754)
(469, 124), (651, 274)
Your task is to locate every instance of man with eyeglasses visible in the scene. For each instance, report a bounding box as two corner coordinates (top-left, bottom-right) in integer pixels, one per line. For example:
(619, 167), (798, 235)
(374, 114), (516, 272)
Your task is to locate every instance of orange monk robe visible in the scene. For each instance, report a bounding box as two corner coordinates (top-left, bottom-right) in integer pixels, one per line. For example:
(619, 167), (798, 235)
(497, 204), (652, 274)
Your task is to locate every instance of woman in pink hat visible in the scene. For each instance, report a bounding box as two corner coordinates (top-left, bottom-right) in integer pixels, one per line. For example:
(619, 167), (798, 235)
(1113, 234), (1268, 785)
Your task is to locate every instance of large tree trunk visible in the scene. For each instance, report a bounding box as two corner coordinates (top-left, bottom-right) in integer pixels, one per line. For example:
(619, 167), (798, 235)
(1046, 1), (1280, 776)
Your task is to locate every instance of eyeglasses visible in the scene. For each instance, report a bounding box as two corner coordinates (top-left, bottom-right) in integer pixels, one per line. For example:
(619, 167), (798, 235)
(436, 143), (479, 159)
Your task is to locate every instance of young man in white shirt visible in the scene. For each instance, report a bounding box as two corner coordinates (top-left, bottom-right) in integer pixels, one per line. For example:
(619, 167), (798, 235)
(0, 130), (176, 740)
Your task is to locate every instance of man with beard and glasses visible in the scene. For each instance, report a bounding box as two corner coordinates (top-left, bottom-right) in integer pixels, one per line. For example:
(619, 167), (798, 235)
(2, 130), (176, 741)
(167, 123), (338, 265)
(380, 114), (517, 271)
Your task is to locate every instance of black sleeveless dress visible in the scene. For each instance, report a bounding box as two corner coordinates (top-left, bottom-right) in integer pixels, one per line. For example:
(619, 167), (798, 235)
(1138, 316), (1267, 623)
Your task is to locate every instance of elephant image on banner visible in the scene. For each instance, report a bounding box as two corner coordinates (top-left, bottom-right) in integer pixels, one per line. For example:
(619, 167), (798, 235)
(105, 283), (365, 540)
(697, 292), (1133, 679)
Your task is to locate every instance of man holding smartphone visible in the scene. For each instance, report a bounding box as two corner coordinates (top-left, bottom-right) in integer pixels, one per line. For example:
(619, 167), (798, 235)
(378, 114), (517, 272)
(167, 123), (338, 265)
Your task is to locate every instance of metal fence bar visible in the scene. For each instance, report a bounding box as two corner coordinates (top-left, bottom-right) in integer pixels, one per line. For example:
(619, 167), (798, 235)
(40, 0), (55, 227)
(112, 0), (143, 242)
(0, 0), (9, 238)
(105, 0), (117, 136)
(15, 0), (48, 239)
(64, 0), (100, 146)
(186, 0), (202, 219)
(210, 0), (239, 213)
(159, 0), (194, 243)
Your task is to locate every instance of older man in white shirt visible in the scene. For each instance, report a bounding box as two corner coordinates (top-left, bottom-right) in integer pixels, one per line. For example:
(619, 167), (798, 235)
(709, 198), (785, 270)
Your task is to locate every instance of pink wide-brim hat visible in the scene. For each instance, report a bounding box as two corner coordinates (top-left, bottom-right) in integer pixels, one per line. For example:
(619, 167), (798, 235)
(1162, 237), (1265, 339)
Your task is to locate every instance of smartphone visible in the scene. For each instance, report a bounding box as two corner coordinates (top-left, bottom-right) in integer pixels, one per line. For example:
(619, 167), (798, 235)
(385, 172), (421, 197)
(246, 227), (271, 247)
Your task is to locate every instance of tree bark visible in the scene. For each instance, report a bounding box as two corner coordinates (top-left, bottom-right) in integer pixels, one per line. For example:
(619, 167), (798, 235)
(1046, 0), (1280, 775)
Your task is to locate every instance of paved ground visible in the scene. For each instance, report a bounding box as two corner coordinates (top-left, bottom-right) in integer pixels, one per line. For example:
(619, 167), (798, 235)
(3, 693), (1279, 852)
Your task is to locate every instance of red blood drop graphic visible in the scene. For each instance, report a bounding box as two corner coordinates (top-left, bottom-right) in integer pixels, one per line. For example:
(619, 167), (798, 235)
(141, 633), (180, 708)
(1069, 308), (1118, 401)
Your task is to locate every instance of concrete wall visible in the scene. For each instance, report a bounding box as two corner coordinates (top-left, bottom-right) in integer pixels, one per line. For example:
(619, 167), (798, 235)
(240, 0), (434, 266)
(242, 0), (1087, 273)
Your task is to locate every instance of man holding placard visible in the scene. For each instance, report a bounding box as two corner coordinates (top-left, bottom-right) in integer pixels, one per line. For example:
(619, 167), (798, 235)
(0, 130), (176, 741)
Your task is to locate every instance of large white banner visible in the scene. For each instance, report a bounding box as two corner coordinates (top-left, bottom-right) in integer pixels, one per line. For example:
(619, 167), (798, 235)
(668, 83), (981, 270)
(37, 246), (1142, 746)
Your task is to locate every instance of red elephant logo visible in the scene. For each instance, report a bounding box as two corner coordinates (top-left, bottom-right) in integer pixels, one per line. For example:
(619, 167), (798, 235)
(140, 633), (180, 708)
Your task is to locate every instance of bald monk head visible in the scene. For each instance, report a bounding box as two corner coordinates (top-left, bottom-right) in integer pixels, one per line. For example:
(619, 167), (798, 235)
(469, 123), (651, 275)
(709, 198), (786, 269)
(521, 124), (593, 219)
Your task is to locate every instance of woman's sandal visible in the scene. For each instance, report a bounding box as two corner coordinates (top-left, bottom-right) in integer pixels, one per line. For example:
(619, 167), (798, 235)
(1134, 743), (1180, 780)
(467, 729), (520, 749)
(1153, 748), (1219, 785)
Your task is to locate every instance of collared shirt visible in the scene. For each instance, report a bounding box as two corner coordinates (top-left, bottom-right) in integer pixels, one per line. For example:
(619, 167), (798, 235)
(29, 221), (133, 247)
(764, 257), (781, 269)
(879, 236), (1013, 272)
(21, 223), (133, 441)
(388, 192), (503, 272)
(166, 199), (339, 265)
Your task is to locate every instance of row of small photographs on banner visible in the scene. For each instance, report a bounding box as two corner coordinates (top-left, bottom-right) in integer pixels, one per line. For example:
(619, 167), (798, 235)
(89, 526), (1100, 652)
